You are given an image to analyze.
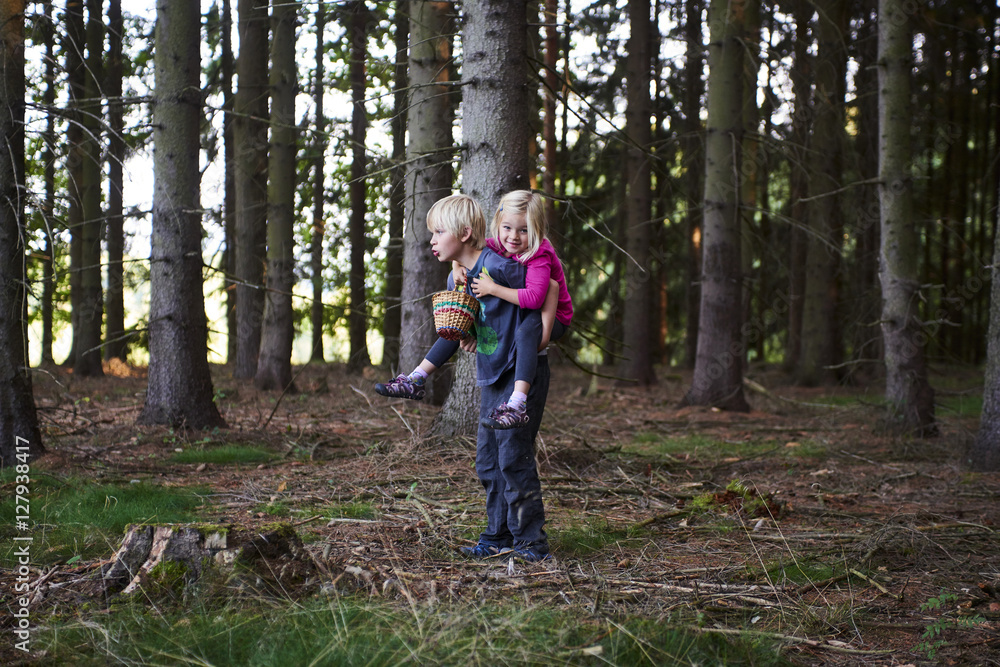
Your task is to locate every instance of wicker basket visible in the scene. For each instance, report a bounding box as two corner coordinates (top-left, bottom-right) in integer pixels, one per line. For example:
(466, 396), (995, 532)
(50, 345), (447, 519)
(432, 290), (480, 341)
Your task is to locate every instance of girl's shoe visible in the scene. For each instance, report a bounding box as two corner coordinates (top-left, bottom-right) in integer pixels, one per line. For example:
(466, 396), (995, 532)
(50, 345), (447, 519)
(374, 375), (425, 400)
(481, 403), (529, 429)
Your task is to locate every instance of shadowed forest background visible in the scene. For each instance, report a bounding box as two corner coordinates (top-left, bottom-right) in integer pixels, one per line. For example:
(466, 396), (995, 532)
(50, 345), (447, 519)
(0, 0), (999, 664)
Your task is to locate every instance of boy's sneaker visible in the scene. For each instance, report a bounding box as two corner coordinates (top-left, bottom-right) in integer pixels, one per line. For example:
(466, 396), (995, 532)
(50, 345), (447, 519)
(507, 545), (552, 563)
(374, 375), (425, 400)
(481, 403), (529, 430)
(459, 542), (506, 559)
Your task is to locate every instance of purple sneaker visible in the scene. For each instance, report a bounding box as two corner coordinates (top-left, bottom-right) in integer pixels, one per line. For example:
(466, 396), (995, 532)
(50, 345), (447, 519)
(374, 375), (425, 400)
(481, 402), (529, 430)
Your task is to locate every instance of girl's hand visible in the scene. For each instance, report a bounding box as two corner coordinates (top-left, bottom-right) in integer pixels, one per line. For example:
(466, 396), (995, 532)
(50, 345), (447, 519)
(451, 262), (467, 288)
(460, 334), (477, 353)
(471, 273), (496, 297)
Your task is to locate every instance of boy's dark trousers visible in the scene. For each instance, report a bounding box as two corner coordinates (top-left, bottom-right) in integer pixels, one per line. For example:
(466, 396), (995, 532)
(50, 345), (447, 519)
(475, 356), (550, 552)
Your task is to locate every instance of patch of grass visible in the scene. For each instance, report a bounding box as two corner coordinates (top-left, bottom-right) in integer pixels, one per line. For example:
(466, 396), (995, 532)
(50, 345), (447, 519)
(762, 558), (838, 586)
(625, 433), (733, 459)
(255, 501), (291, 517)
(169, 444), (279, 465)
(0, 473), (209, 567)
(626, 433), (825, 464)
(554, 517), (629, 556)
(779, 439), (827, 459)
(325, 500), (378, 520)
(38, 597), (791, 666)
(937, 393), (982, 418)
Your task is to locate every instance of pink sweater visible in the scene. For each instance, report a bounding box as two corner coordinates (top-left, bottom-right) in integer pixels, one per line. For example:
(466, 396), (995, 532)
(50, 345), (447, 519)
(486, 237), (573, 326)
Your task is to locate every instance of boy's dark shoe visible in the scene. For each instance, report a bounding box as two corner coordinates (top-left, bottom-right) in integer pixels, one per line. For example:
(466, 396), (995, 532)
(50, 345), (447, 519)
(459, 542), (508, 559)
(507, 545), (552, 563)
(481, 402), (529, 429)
(374, 375), (425, 400)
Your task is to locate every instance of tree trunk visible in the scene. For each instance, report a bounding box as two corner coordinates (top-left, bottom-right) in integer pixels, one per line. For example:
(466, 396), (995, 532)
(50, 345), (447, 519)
(850, 1), (882, 380)
(783, 0), (810, 372)
(739, 0), (760, 372)
(101, 524), (314, 598)
(382, 2), (407, 367)
(0, 0), (44, 467)
(398, 0), (453, 399)
(619, 0), (657, 386)
(138, 0), (225, 429)
(435, 0), (533, 435)
(876, 0), (935, 436)
(64, 0), (85, 369)
(222, 0), (237, 365)
(232, 0), (269, 379)
(970, 167), (1000, 470)
(40, 0), (56, 365)
(680, 0), (750, 412)
(347, 1), (372, 372)
(105, 0), (127, 362)
(75, 0), (105, 377)
(681, 0), (704, 369)
(541, 0), (559, 238)
(797, 0), (846, 386)
(255, 0), (297, 392)
(310, 5), (327, 363)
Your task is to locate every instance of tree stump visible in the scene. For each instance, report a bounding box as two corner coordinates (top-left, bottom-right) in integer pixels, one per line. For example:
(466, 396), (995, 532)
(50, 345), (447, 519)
(101, 523), (317, 598)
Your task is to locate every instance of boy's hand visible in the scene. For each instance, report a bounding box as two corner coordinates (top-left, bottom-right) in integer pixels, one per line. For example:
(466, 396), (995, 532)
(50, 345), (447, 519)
(471, 273), (496, 297)
(460, 335), (477, 353)
(451, 262), (467, 288)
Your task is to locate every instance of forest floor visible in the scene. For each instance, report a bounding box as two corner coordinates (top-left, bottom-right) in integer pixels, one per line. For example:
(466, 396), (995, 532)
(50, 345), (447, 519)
(3, 356), (999, 666)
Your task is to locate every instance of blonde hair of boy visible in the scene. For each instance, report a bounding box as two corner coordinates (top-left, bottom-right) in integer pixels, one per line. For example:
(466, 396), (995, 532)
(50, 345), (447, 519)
(426, 194), (486, 250)
(491, 190), (546, 262)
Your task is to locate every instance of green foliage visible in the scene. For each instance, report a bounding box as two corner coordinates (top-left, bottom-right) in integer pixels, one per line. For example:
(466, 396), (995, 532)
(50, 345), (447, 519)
(0, 473), (209, 566)
(626, 433), (725, 458)
(38, 597), (791, 666)
(256, 501), (291, 517)
(553, 517), (629, 557)
(762, 558), (837, 586)
(325, 501), (377, 520)
(169, 445), (279, 465)
(937, 394), (982, 419)
(914, 591), (987, 660)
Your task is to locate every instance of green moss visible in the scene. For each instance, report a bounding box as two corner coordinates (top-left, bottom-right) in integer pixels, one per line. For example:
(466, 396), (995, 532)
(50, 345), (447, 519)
(169, 445), (278, 465)
(0, 480), (210, 567)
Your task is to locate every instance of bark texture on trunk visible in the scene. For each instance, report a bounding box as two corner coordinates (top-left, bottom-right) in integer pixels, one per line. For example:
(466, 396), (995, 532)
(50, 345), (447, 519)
(0, 0), (44, 466)
(232, 0), (269, 379)
(432, 0), (533, 435)
(138, 0), (224, 429)
(347, 1), (372, 372)
(255, 0), (297, 392)
(619, 0), (657, 386)
(877, 0), (935, 436)
(681, 0), (750, 412)
(971, 174), (1000, 470)
(398, 0), (453, 401)
(797, 0), (847, 386)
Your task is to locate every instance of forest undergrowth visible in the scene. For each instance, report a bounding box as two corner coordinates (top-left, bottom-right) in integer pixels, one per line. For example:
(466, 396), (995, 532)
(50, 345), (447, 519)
(2, 357), (998, 666)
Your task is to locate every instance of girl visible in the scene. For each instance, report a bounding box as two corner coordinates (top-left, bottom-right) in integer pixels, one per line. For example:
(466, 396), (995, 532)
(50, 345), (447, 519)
(471, 190), (573, 429)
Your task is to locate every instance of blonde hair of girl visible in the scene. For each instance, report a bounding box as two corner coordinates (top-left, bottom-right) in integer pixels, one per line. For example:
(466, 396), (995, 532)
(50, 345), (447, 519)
(490, 190), (546, 262)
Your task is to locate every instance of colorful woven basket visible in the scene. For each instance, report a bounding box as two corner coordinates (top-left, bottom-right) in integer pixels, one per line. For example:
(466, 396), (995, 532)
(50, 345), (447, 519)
(432, 290), (480, 341)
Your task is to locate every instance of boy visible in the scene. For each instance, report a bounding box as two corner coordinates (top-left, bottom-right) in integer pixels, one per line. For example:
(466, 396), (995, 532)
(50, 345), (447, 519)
(375, 194), (551, 562)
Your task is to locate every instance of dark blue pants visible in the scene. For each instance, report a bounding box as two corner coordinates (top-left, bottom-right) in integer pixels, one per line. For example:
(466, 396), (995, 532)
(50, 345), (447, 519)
(476, 357), (550, 552)
(425, 337), (459, 368)
(514, 312), (567, 390)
